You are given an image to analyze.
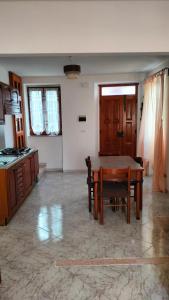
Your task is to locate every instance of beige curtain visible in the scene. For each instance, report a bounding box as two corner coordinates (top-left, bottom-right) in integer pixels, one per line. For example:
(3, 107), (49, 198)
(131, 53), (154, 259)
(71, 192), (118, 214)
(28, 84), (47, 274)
(163, 75), (169, 191)
(138, 71), (169, 192)
(138, 79), (157, 174)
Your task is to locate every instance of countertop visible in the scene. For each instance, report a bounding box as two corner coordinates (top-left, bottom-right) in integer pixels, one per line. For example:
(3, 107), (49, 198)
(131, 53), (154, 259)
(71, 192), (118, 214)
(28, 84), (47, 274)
(0, 149), (37, 169)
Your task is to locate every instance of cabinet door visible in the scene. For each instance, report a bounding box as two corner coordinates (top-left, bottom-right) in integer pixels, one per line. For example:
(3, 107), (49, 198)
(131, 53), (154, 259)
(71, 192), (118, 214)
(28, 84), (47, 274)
(0, 87), (5, 124)
(9, 72), (26, 147)
(23, 158), (32, 194)
(15, 164), (25, 204)
(34, 151), (39, 179)
(4, 87), (21, 115)
(8, 169), (17, 214)
(30, 155), (35, 183)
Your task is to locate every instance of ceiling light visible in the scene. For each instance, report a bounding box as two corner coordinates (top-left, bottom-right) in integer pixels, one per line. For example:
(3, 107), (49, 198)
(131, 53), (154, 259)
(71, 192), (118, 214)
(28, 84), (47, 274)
(63, 64), (81, 79)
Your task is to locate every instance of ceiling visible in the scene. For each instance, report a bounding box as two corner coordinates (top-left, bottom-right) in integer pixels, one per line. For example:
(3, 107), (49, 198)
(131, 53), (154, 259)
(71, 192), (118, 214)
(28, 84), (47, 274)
(0, 54), (168, 77)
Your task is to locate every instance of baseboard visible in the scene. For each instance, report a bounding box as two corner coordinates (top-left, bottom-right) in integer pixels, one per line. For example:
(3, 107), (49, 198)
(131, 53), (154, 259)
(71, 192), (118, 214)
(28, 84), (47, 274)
(46, 168), (63, 172)
(39, 163), (47, 168)
(63, 169), (87, 173)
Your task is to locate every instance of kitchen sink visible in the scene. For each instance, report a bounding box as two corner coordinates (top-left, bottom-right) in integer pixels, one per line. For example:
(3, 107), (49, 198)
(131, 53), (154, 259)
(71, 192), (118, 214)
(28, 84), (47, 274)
(0, 156), (18, 166)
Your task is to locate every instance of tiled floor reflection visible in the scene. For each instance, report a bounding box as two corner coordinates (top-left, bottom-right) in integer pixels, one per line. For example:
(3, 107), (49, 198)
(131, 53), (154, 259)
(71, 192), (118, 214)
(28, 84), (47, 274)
(0, 173), (169, 299)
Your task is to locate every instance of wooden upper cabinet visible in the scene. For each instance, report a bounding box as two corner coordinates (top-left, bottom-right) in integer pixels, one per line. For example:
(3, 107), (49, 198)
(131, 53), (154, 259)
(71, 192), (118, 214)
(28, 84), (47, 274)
(0, 86), (5, 124)
(0, 81), (21, 120)
(9, 72), (26, 148)
(5, 86), (21, 115)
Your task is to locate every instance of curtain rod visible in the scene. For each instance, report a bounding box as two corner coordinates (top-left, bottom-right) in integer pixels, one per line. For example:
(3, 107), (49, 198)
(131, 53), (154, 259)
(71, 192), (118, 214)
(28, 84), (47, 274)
(144, 67), (169, 84)
(150, 67), (169, 78)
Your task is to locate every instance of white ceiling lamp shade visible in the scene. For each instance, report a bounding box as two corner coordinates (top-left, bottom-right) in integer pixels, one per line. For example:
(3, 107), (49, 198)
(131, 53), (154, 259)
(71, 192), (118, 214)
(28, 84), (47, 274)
(63, 64), (81, 79)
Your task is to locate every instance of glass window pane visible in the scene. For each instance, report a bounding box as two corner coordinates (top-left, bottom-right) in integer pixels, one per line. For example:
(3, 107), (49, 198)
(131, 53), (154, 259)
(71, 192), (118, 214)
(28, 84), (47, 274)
(102, 85), (136, 96)
(45, 90), (60, 135)
(29, 90), (44, 135)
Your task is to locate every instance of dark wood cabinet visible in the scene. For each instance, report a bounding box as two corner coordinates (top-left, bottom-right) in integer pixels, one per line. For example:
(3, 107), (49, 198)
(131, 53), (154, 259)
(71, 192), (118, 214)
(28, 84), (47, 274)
(0, 86), (5, 124)
(34, 150), (39, 180)
(23, 157), (32, 194)
(5, 88), (21, 115)
(0, 150), (39, 225)
(8, 168), (17, 214)
(0, 82), (21, 122)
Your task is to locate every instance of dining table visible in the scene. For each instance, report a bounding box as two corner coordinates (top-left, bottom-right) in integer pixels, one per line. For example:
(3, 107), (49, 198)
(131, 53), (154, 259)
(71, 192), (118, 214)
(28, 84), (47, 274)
(91, 156), (144, 220)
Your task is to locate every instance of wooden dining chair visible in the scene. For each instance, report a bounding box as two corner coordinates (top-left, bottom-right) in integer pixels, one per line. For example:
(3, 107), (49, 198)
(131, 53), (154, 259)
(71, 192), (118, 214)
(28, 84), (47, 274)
(99, 167), (131, 225)
(85, 156), (94, 213)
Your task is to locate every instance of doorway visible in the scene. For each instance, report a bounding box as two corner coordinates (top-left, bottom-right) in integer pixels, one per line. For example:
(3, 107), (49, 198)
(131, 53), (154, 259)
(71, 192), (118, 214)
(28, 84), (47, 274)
(99, 83), (138, 157)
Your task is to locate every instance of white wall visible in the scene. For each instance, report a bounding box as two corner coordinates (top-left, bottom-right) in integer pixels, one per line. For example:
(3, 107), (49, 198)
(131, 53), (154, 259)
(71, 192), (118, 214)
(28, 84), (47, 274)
(0, 65), (14, 148)
(0, 1), (169, 54)
(0, 64), (8, 148)
(0, 65), (9, 84)
(4, 115), (14, 148)
(23, 72), (145, 171)
(27, 136), (62, 170)
(0, 126), (5, 149)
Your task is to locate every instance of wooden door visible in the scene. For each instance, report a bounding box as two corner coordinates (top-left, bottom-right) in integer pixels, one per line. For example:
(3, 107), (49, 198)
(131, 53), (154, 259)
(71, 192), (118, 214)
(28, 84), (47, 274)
(122, 95), (137, 157)
(99, 85), (137, 157)
(100, 95), (124, 155)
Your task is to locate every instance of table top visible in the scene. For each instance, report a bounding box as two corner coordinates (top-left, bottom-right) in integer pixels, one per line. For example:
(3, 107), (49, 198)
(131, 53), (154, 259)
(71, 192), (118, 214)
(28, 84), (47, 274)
(91, 156), (144, 171)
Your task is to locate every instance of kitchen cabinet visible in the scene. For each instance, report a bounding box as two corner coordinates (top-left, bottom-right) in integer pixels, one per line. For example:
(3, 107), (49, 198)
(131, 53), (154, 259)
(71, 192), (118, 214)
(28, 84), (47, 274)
(0, 82), (21, 120)
(23, 158), (32, 194)
(5, 88), (21, 115)
(8, 168), (17, 214)
(0, 150), (39, 225)
(0, 86), (5, 124)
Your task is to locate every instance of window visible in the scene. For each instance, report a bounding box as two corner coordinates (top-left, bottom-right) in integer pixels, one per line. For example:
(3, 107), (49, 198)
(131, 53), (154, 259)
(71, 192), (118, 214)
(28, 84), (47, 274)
(101, 85), (136, 96)
(27, 86), (62, 136)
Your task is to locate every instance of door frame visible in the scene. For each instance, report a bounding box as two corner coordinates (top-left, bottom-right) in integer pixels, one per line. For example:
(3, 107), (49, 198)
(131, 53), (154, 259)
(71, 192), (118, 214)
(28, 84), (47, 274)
(99, 83), (139, 156)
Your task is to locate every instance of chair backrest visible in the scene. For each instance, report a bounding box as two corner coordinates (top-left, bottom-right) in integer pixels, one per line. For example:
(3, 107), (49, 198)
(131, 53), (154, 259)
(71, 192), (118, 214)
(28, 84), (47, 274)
(134, 156), (143, 167)
(85, 156), (92, 184)
(85, 156), (91, 167)
(99, 167), (131, 193)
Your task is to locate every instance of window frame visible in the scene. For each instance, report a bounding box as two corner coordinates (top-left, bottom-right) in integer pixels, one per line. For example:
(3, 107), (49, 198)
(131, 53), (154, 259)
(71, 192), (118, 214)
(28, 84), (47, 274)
(99, 83), (139, 97)
(27, 86), (62, 137)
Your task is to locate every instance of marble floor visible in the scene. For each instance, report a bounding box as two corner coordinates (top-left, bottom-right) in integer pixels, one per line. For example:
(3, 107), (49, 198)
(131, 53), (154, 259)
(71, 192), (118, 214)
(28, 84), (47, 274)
(0, 172), (169, 299)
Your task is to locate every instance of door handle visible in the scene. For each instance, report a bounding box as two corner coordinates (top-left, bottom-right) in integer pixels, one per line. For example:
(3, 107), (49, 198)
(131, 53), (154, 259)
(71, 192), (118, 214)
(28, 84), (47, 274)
(116, 131), (124, 137)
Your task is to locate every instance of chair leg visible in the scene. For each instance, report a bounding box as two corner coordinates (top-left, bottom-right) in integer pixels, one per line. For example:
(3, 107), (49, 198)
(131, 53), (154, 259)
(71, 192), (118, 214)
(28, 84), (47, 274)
(127, 196), (130, 224)
(88, 186), (92, 213)
(140, 183), (143, 210)
(134, 183), (142, 212)
(134, 185), (137, 201)
(99, 197), (104, 225)
(110, 197), (115, 212)
(116, 198), (119, 211)
(121, 198), (125, 213)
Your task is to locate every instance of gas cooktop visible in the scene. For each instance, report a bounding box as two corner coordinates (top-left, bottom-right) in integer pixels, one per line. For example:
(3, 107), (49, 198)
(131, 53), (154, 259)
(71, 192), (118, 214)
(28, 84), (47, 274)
(0, 147), (31, 156)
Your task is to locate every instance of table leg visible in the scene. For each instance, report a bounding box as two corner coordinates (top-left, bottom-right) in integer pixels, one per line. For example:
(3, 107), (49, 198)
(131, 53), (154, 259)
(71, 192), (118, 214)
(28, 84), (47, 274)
(93, 171), (99, 220)
(136, 172), (141, 220)
(94, 181), (98, 219)
(140, 173), (143, 211)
